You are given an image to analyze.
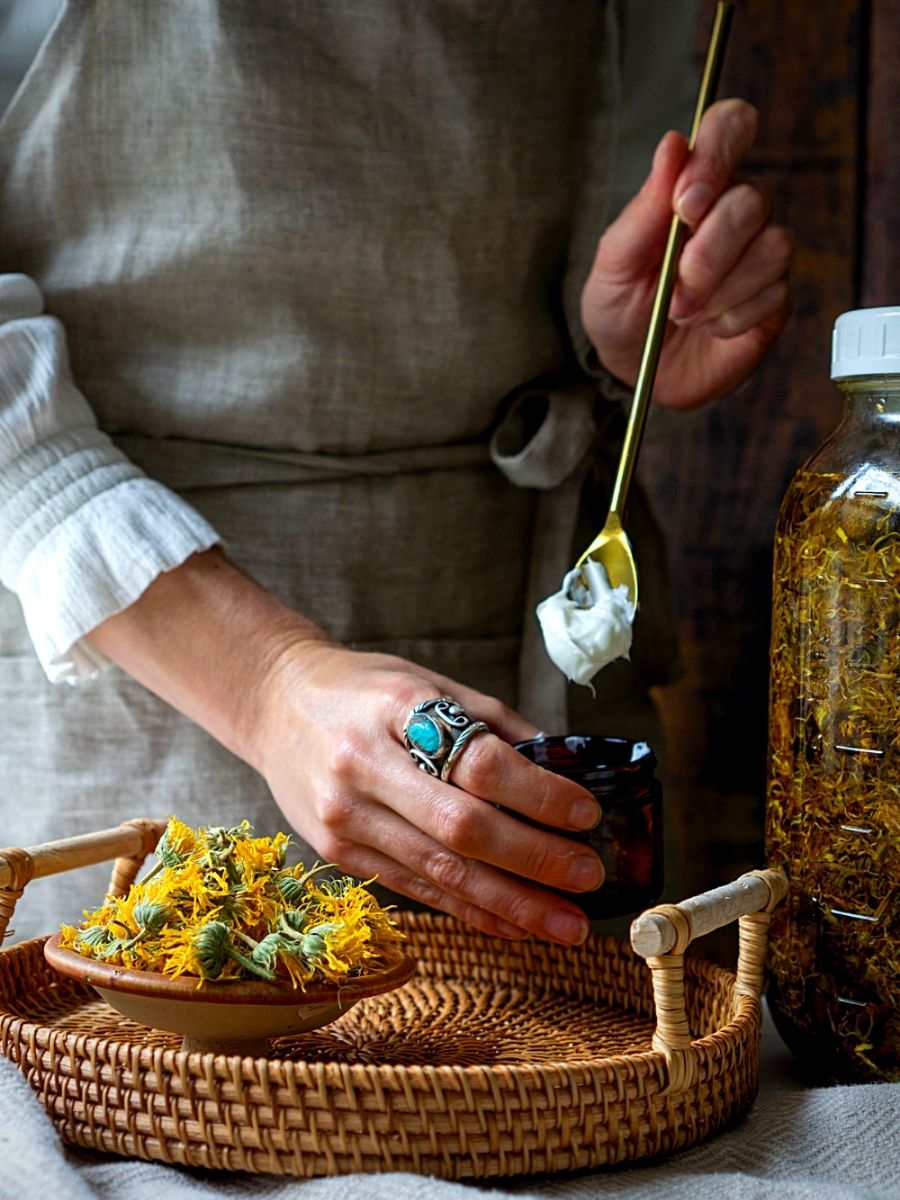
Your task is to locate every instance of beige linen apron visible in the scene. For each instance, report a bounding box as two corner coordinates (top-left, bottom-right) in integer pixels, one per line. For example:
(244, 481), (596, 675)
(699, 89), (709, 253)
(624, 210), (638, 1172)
(0, 1), (675, 940)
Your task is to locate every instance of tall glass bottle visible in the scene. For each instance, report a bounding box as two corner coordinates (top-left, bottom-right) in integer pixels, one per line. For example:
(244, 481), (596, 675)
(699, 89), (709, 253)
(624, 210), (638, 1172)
(766, 306), (900, 1082)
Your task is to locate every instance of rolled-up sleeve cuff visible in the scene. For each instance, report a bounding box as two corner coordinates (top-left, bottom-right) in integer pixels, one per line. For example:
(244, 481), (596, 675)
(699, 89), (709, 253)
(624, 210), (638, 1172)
(0, 289), (220, 684)
(2, 460), (219, 683)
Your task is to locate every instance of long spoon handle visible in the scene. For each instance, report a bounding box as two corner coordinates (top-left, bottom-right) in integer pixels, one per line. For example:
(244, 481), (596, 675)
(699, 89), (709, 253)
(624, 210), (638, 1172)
(606, 0), (733, 521)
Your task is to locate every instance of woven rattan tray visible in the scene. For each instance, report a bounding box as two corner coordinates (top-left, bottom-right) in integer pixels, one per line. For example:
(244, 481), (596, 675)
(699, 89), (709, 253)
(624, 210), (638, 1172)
(0, 820), (787, 1179)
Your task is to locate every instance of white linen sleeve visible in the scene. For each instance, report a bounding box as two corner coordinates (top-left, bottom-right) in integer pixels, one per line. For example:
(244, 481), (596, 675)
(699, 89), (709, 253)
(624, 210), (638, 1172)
(0, 274), (220, 684)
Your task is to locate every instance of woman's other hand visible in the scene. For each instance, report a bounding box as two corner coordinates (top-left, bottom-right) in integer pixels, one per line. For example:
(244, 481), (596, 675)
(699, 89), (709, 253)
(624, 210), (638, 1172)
(581, 99), (793, 410)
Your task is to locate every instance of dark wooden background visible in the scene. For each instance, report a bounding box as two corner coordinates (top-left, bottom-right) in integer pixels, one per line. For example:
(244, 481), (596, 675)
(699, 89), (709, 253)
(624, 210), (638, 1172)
(636, 0), (899, 913)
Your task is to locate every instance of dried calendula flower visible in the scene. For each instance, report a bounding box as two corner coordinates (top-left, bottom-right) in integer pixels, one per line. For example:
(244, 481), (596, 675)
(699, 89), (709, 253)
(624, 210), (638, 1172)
(60, 816), (406, 989)
(138, 816), (199, 885)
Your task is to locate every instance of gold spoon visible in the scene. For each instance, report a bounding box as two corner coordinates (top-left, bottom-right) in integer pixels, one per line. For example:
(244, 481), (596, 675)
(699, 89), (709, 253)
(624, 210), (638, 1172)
(575, 1), (734, 608)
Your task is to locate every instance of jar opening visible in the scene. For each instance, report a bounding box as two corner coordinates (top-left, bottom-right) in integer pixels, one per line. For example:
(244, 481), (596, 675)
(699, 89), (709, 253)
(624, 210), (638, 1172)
(515, 735), (657, 785)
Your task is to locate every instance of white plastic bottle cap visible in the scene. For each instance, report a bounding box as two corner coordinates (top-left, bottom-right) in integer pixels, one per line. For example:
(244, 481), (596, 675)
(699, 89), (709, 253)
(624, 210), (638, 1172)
(831, 306), (900, 379)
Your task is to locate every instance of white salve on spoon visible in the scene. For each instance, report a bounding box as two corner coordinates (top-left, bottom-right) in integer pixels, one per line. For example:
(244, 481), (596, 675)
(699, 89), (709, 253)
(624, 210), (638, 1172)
(536, 559), (635, 686)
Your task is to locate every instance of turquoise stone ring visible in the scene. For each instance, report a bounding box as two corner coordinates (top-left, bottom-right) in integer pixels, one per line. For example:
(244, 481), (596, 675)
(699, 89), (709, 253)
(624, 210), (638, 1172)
(402, 697), (490, 783)
(406, 715), (443, 756)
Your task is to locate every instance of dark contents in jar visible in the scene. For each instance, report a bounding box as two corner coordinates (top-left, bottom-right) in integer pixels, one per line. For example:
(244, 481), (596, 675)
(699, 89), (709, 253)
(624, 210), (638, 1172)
(517, 736), (663, 921)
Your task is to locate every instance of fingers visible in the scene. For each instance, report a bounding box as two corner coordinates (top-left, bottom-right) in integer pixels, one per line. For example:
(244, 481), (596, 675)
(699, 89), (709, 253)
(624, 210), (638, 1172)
(670, 183), (770, 318)
(429, 679), (542, 747)
(659, 290), (791, 411)
(672, 207), (792, 331)
(673, 98), (759, 226)
(704, 277), (792, 342)
(380, 673), (601, 835)
(674, 222), (794, 330)
(448, 733), (600, 832)
(670, 100), (764, 318)
(661, 99), (792, 345)
(318, 802), (591, 945)
(356, 737), (603, 894)
(594, 130), (689, 282)
(314, 835), (530, 941)
(602, 98), (760, 281)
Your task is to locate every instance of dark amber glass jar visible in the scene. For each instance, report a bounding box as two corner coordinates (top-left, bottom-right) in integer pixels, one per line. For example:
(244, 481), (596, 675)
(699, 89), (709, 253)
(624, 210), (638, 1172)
(766, 307), (900, 1082)
(516, 735), (663, 920)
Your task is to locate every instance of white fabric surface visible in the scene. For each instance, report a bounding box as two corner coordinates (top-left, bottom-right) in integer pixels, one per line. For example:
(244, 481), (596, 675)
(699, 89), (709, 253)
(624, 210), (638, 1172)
(1, 1009), (897, 1200)
(0, 274), (220, 682)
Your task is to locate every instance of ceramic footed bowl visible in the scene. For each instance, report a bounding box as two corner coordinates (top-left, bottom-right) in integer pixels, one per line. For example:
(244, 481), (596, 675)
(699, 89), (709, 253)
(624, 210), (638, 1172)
(44, 933), (416, 1056)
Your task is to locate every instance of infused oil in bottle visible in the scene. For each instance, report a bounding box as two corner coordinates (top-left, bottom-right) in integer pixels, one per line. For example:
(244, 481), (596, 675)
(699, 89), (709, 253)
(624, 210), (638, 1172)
(766, 307), (900, 1082)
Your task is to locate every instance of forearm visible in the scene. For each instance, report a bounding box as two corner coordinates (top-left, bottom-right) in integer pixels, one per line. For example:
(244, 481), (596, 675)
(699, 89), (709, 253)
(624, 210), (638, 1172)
(0, 274), (219, 681)
(85, 547), (334, 767)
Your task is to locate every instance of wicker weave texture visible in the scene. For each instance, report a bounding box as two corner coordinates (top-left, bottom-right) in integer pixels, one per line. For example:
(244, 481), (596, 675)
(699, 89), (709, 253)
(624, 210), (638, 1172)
(0, 914), (761, 1179)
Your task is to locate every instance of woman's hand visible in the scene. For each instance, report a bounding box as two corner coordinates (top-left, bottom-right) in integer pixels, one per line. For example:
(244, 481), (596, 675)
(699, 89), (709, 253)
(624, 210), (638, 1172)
(581, 99), (793, 410)
(88, 549), (603, 945)
(249, 639), (603, 945)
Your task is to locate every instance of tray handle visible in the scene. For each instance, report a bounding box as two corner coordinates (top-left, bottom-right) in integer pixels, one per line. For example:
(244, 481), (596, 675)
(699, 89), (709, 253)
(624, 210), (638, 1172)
(630, 866), (788, 1093)
(0, 818), (166, 944)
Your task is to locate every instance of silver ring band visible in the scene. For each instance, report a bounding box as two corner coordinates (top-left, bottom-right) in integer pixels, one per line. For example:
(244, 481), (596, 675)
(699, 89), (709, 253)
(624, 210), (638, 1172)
(402, 697), (489, 783)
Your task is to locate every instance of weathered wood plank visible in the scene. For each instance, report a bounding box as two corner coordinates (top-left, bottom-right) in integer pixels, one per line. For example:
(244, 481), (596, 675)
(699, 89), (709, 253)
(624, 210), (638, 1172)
(636, 1), (865, 923)
(861, 0), (900, 305)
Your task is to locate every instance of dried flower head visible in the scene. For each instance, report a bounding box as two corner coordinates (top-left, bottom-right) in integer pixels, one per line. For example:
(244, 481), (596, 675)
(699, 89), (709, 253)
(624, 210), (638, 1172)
(60, 816), (406, 990)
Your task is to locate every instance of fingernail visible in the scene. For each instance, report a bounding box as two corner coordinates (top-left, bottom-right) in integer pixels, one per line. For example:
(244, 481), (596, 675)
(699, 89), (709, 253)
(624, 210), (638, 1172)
(545, 910), (589, 944)
(711, 308), (740, 336)
(675, 181), (714, 225)
(495, 919), (528, 939)
(670, 288), (697, 321)
(567, 854), (603, 890)
(571, 797), (601, 829)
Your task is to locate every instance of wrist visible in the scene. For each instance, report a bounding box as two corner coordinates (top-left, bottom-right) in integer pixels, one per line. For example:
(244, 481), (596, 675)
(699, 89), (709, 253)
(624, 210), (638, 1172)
(582, 343), (638, 402)
(240, 625), (349, 777)
(86, 548), (335, 766)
